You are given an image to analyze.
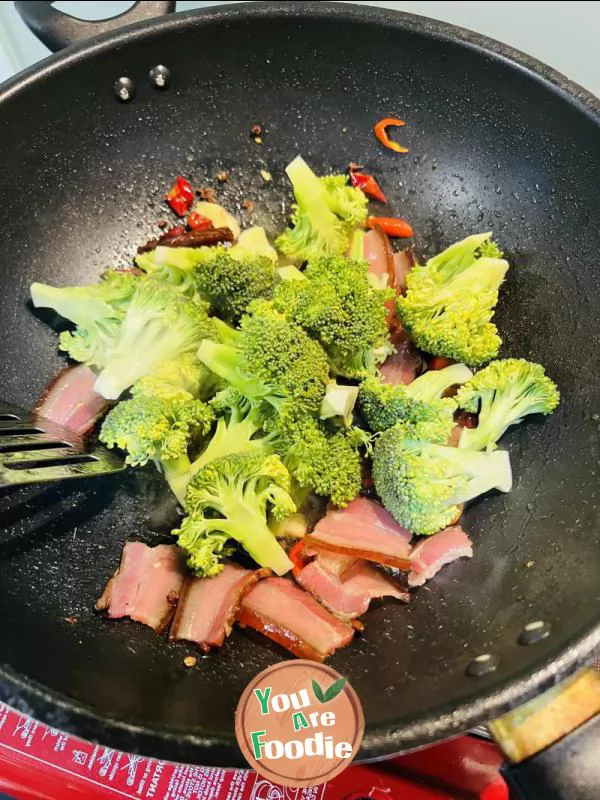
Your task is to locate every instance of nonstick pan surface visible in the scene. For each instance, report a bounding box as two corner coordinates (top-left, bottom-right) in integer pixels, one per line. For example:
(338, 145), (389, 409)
(1, 2), (599, 766)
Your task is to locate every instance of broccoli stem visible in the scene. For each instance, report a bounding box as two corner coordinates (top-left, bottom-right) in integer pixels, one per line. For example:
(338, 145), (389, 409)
(191, 414), (267, 476)
(459, 393), (527, 451)
(277, 265), (307, 282)
(349, 230), (365, 261)
(162, 455), (192, 505)
(319, 382), (359, 425)
(286, 155), (332, 217)
(407, 363), (473, 402)
(217, 493), (293, 575)
(427, 232), (491, 281)
(197, 340), (267, 399)
(437, 446), (512, 503)
(213, 318), (241, 346)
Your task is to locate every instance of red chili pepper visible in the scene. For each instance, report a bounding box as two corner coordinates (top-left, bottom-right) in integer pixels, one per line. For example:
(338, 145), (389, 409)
(165, 176), (194, 216)
(288, 540), (308, 578)
(349, 171), (388, 203)
(367, 216), (414, 238)
(374, 117), (409, 153)
(162, 225), (186, 240)
(429, 355), (455, 371)
(187, 211), (213, 231)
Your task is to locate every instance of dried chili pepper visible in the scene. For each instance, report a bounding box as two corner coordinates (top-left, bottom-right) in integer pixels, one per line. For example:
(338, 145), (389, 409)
(288, 541), (308, 578)
(165, 176), (194, 216)
(367, 216), (414, 238)
(374, 117), (409, 153)
(349, 171), (388, 203)
(187, 211), (213, 231)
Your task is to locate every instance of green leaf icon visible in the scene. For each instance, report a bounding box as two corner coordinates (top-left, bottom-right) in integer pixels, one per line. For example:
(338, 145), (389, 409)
(312, 676), (347, 703)
(323, 677), (347, 702)
(312, 679), (325, 703)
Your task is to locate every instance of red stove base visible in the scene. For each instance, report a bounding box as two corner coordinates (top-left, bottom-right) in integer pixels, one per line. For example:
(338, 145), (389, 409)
(0, 704), (507, 800)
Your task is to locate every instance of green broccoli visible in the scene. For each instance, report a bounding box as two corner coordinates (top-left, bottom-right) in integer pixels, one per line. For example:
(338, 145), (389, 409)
(358, 363), (473, 442)
(33, 273), (215, 399)
(30, 271), (138, 368)
(320, 174), (369, 227)
(197, 301), (331, 417)
(273, 255), (394, 379)
(396, 233), (509, 366)
(275, 156), (360, 263)
(319, 381), (359, 426)
(197, 312), (364, 507)
(100, 361), (215, 504)
(31, 270), (136, 324)
(373, 423), (512, 535)
(271, 406), (365, 508)
(91, 281), (216, 399)
(194, 251), (276, 323)
(133, 353), (218, 402)
(135, 225), (277, 308)
(173, 452), (295, 577)
(456, 358), (560, 451)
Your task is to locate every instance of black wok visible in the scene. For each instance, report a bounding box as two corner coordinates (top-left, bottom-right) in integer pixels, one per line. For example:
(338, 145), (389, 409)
(2, 0), (600, 784)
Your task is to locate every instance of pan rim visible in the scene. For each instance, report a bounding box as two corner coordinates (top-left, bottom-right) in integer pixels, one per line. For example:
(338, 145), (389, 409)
(1, 0), (599, 763)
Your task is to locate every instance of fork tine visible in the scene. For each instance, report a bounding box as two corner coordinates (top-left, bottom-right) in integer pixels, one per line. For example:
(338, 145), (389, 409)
(0, 401), (125, 487)
(0, 434), (71, 450)
(0, 447), (79, 464)
(0, 451), (124, 486)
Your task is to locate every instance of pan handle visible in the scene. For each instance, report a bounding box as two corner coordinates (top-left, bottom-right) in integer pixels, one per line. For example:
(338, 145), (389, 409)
(491, 668), (600, 799)
(14, 1), (176, 52)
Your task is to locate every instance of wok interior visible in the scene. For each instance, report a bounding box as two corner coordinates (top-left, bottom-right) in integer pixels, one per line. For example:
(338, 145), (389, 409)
(0, 7), (599, 763)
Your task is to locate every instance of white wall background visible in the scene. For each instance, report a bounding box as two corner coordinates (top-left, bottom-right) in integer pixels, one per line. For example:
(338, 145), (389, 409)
(0, 1), (598, 97)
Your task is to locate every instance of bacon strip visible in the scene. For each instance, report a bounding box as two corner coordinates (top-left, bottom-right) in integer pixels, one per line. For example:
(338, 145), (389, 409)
(364, 227), (394, 286)
(391, 248), (415, 294)
(96, 543), (186, 633)
(305, 497), (412, 570)
(297, 557), (409, 620)
(169, 564), (269, 652)
(311, 551), (358, 579)
(237, 577), (354, 661)
(408, 526), (473, 587)
(35, 364), (110, 435)
(379, 326), (423, 386)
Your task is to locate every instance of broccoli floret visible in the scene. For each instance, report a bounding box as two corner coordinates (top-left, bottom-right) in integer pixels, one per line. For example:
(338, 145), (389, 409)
(358, 363), (473, 441)
(177, 388), (272, 504)
(100, 370), (215, 504)
(270, 406), (364, 508)
(373, 425), (512, 535)
(197, 301), (331, 416)
(31, 271), (138, 367)
(135, 226), (277, 302)
(133, 353), (218, 402)
(195, 251), (276, 323)
(320, 174), (368, 227)
(173, 452), (295, 576)
(275, 156), (353, 263)
(456, 358), (560, 451)
(478, 239), (504, 259)
(396, 233), (509, 366)
(31, 270), (137, 324)
(92, 281), (216, 399)
(273, 255), (394, 379)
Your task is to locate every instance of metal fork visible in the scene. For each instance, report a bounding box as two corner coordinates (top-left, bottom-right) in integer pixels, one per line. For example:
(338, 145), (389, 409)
(0, 401), (124, 487)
